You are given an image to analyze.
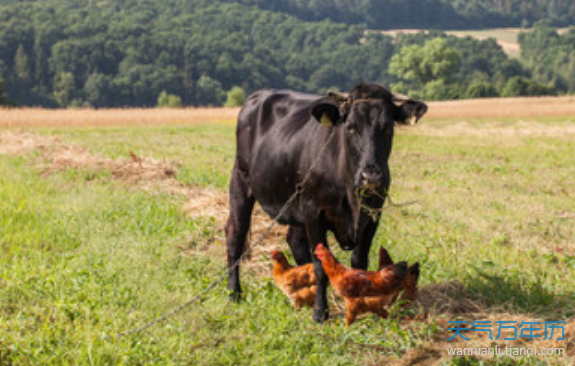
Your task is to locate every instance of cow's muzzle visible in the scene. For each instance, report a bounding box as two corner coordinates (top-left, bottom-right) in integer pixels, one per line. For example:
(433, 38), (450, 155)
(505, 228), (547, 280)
(360, 170), (383, 189)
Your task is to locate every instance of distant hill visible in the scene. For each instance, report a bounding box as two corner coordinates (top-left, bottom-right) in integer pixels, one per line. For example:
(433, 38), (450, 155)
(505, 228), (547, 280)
(0, 0), (572, 107)
(2, 0), (574, 28)
(229, 0), (575, 29)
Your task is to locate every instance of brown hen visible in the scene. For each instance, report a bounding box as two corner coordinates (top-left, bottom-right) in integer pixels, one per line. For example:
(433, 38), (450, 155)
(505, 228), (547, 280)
(377, 247), (420, 308)
(271, 251), (317, 309)
(314, 243), (409, 325)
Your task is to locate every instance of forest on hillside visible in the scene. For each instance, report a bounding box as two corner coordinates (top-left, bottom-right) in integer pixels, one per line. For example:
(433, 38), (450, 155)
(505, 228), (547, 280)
(1, 0), (575, 29)
(0, 0), (574, 107)
(233, 0), (575, 29)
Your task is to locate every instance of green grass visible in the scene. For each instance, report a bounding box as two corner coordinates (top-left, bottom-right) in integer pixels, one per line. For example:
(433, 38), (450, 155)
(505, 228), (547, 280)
(0, 152), (437, 365)
(1, 117), (574, 365)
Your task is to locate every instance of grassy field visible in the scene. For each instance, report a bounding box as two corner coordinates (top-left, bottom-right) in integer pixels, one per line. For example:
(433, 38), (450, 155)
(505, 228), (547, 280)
(1, 98), (574, 365)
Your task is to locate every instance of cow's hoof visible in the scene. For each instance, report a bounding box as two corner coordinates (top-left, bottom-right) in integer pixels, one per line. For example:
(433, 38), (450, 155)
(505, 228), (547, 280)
(229, 291), (242, 303)
(313, 308), (329, 323)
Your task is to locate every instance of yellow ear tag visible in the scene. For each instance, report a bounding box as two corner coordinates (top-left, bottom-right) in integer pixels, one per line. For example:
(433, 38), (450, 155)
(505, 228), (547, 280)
(320, 113), (333, 126)
(406, 115), (417, 125)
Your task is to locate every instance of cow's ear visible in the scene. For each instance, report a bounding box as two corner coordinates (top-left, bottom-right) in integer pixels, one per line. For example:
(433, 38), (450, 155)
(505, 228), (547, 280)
(393, 94), (428, 125)
(311, 100), (341, 126)
(327, 91), (349, 105)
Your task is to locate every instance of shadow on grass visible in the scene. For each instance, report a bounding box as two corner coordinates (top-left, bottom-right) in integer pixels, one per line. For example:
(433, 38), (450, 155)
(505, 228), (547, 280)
(465, 270), (575, 320)
(417, 270), (574, 320)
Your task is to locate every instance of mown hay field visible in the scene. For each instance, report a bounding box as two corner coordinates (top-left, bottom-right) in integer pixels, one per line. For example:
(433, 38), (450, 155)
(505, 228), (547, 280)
(1, 96), (574, 365)
(378, 28), (571, 58)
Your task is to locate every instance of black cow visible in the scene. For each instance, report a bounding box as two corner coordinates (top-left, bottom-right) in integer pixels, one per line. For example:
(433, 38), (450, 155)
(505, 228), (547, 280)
(225, 84), (427, 322)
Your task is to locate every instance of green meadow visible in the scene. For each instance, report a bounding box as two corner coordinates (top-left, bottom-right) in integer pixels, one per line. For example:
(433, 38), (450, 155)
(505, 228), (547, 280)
(0, 112), (574, 365)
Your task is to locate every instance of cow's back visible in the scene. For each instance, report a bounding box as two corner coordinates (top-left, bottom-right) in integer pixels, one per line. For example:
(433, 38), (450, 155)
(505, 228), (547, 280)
(235, 89), (325, 223)
(235, 89), (321, 174)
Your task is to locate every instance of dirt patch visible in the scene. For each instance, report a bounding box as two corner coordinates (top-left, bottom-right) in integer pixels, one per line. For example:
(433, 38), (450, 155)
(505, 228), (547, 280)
(0, 131), (182, 192)
(182, 189), (288, 276)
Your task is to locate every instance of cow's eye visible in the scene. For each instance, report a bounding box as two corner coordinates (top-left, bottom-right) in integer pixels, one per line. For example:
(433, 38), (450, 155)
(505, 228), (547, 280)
(347, 124), (358, 134)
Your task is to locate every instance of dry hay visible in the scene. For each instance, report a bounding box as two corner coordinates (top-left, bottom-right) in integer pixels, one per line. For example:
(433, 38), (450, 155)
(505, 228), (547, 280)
(0, 107), (240, 128)
(416, 280), (484, 316)
(0, 131), (183, 193)
(182, 189), (288, 275)
(426, 96), (575, 120)
(406, 120), (575, 138)
(2, 96), (575, 129)
(0, 130), (54, 155)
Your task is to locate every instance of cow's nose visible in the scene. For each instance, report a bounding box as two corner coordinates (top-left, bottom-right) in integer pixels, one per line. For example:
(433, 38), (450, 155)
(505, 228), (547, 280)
(361, 171), (383, 187)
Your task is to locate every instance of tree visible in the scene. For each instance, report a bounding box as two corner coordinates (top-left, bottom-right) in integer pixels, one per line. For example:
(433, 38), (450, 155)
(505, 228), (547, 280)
(225, 86), (246, 107)
(466, 82), (499, 98)
(14, 44), (30, 83)
(502, 76), (556, 97)
(389, 38), (462, 99)
(423, 79), (460, 100)
(157, 90), (182, 108)
(84, 72), (114, 107)
(390, 38), (461, 86)
(53, 72), (76, 107)
(195, 75), (225, 106)
(0, 73), (8, 105)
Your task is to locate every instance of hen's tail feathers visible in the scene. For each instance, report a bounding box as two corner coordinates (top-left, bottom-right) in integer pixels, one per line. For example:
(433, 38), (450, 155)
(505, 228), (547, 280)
(377, 247), (394, 270)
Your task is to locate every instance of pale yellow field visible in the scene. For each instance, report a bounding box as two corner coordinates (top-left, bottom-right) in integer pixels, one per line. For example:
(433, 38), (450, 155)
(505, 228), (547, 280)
(425, 96), (575, 120)
(0, 107), (241, 128)
(1, 96), (575, 128)
(378, 28), (571, 57)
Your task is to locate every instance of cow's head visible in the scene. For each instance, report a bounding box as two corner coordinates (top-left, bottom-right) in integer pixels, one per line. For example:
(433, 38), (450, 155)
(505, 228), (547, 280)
(311, 84), (427, 194)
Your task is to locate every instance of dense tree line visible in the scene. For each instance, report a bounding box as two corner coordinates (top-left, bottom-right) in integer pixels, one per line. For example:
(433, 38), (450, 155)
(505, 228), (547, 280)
(0, 73), (7, 105)
(0, 0), (392, 107)
(519, 25), (575, 92)
(231, 0), (575, 29)
(0, 0), (570, 107)
(387, 31), (557, 99)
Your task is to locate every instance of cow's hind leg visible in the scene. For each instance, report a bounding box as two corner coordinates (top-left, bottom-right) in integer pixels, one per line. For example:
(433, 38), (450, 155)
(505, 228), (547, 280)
(287, 225), (312, 265)
(351, 220), (378, 270)
(226, 164), (255, 303)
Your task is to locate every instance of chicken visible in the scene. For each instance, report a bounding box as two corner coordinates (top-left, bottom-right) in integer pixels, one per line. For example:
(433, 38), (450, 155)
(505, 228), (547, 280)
(377, 246), (394, 270)
(271, 251), (317, 309)
(314, 243), (408, 325)
(377, 247), (420, 308)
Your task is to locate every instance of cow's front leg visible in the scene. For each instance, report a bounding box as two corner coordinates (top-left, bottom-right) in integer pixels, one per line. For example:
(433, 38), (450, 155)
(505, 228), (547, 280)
(305, 216), (329, 322)
(226, 164), (255, 303)
(350, 220), (378, 270)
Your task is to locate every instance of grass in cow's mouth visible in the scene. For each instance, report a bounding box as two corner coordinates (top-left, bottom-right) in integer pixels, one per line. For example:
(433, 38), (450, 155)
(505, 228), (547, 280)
(355, 187), (385, 221)
(1, 111), (574, 365)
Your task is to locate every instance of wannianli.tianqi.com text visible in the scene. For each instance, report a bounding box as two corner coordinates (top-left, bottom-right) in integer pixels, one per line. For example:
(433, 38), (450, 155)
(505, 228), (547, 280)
(447, 346), (565, 357)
